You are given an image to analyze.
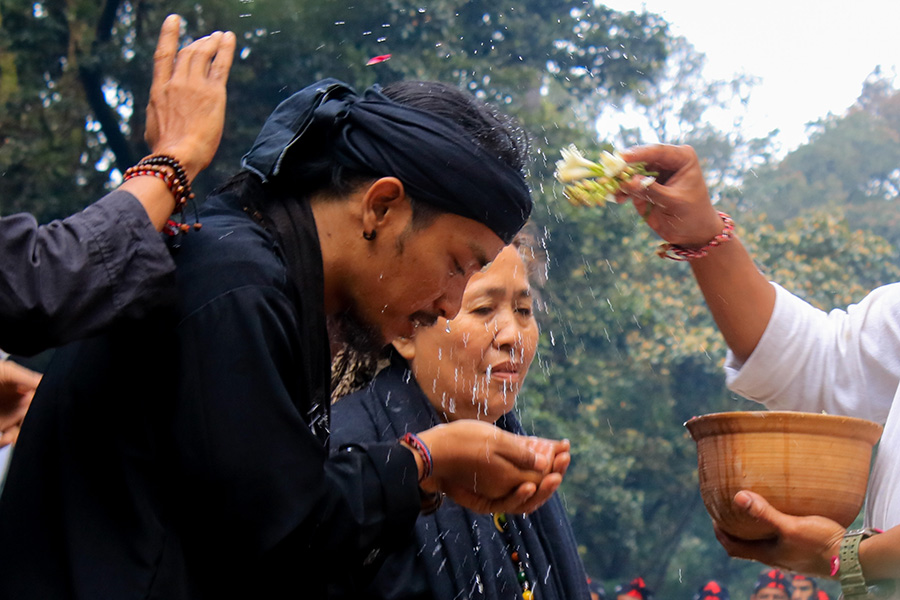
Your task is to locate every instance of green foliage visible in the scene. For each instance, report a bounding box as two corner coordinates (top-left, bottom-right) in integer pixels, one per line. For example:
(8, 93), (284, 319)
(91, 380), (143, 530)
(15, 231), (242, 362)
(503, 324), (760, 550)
(0, 0), (670, 221)
(738, 68), (900, 255)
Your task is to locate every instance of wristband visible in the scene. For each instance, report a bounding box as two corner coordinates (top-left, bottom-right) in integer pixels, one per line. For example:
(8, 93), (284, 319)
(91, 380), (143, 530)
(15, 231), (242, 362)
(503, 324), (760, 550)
(657, 211), (735, 261)
(401, 432), (433, 483)
(838, 528), (881, 599)
(123, 154), (201, 234)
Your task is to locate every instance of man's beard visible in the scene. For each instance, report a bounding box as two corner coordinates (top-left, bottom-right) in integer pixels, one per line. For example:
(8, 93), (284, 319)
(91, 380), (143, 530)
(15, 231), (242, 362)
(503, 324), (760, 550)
(327, 306), (386, 355)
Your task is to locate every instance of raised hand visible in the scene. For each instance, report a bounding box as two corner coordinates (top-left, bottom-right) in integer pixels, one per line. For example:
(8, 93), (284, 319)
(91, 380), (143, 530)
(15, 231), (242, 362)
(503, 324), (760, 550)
(618, 144), (725, 248)
(144, 14), (236, 181)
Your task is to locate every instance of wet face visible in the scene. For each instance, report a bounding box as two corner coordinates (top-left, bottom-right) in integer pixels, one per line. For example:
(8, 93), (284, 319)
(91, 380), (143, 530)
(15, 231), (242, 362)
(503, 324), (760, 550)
(791, 582), (814, 600)
(396, 245), (538, 422)
(348, 209), (506, 349)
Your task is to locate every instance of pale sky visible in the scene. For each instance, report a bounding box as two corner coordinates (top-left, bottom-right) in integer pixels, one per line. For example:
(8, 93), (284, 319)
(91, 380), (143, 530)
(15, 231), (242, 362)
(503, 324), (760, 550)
(601, 0), (900, 153)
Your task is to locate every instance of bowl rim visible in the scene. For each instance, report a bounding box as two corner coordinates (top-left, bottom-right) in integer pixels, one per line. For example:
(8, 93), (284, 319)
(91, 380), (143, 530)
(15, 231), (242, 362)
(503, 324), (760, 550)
(684, 410), (883, 445)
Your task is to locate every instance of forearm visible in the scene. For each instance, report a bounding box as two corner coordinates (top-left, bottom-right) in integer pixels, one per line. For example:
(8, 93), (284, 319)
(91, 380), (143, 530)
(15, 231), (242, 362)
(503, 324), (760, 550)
(119, 175), (177, 232)
(0, 190), (175, 354)
(858, 525), (900, 581)
(689, 234), (776, 362)
(617, 145), (777, 362)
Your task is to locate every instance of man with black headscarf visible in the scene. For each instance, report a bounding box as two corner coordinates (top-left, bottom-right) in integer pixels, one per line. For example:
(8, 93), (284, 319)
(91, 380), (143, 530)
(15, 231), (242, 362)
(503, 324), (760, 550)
(0, 79), (568, 599)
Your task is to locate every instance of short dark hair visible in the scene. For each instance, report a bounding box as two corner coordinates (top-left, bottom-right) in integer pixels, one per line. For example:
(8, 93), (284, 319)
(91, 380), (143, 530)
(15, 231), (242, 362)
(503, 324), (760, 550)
(226, 80), (530, 228)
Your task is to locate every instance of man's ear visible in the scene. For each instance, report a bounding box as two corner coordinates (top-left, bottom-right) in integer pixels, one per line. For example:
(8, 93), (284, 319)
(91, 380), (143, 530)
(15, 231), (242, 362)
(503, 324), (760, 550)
(361, 177), (412, 233)
(392, 337), (416, 361)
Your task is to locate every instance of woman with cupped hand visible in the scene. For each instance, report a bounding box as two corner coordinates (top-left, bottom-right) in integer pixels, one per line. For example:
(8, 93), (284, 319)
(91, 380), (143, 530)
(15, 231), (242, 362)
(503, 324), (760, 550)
(330, 238), (590, 600)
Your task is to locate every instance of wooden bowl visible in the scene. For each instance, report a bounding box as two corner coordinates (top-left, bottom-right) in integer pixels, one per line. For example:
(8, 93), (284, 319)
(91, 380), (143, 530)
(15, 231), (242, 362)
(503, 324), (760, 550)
(685, 411), (883, 540)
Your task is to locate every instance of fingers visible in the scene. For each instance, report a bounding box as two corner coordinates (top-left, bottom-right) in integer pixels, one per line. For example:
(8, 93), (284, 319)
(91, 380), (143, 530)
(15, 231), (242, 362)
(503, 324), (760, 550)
(510, 481), (538, 506)
(470, 473), (563, 515)
(713, 522), (772, 562)
(172, 32), (224, 81)
(209, 32), (236, 83)
(152, 15), (182, 87)
(735, 490), (780, 528)
(153, 19), (235, 90)
(0, 361), (42, 391)
(144, 17), (235, 181)
(712, 492), (784, 563)
(620, 144), (698, 173)
(0, 423), (21, 448)
(515, 472), (562, 514)
(512, 435), (568, 473)
(487, 430), (545, 472)
(550, 448), (570, 477)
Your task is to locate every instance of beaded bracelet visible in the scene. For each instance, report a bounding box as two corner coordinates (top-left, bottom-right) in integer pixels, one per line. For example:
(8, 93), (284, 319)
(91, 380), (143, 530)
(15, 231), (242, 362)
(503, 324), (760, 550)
(657, 211), (735, 261)
(123, 156), (193, 212)
(123, 154), (201, 234)
(122, 165), (175, 187)
(138, 154), (195, 210)
(401, 432), (433, 482)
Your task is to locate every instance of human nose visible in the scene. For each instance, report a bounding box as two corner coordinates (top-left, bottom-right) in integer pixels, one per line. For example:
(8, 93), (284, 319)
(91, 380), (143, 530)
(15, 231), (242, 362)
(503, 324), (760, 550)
(435, 278), (467, 319)
(491, 308), (521, 349)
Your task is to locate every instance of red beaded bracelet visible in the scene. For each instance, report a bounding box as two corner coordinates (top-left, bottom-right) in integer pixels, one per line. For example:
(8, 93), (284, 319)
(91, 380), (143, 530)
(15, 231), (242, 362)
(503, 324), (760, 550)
(123, 154), (201, 234)
(401, 432), (433, 483)
(657, 211), (735, 261)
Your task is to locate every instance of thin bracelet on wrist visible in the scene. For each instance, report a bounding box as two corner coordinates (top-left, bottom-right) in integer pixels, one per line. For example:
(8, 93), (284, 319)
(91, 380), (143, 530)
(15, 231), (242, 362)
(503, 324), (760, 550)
(400, 432), (443, 514)
(401, 432), (433, 482)
(657, 211), (735, 261)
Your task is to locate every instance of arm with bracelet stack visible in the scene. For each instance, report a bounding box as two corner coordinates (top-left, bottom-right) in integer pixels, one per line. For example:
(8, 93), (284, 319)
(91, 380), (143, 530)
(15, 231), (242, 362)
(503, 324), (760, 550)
(0, 15), (235, 356)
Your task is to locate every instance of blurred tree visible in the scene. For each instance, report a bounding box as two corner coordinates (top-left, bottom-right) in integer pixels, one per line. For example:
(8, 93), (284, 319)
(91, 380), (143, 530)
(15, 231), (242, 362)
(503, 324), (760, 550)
(0, 0), (670, 221)
(737, 68), (900, 254)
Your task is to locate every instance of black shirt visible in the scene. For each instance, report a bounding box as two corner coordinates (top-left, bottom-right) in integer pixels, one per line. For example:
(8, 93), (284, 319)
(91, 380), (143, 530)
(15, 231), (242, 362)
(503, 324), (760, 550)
(0, 190), (176, 355)
(0, 189), (420, 599)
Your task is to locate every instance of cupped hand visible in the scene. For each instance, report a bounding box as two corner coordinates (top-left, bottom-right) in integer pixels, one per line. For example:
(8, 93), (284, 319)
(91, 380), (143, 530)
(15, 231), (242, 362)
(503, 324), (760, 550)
(0, 361), (42, 447)
(144, 15), (236, 181)
(454, 439), (570, 515)
(416, 421), (570, 514)
(713, 490), (844, 577)
(617, 144), (724, 247)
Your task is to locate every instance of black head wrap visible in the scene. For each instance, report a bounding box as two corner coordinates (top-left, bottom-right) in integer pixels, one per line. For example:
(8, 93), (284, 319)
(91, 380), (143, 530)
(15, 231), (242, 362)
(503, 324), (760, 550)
(241, 79), (532, 244)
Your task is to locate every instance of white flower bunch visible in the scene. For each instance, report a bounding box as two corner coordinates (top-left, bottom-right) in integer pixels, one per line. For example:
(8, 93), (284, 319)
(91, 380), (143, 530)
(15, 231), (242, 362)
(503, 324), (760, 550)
(554, 144), (656, 206)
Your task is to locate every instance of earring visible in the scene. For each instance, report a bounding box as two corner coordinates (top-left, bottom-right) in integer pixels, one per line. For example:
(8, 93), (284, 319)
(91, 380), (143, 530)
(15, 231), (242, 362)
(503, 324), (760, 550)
(363, 230), (377, 241)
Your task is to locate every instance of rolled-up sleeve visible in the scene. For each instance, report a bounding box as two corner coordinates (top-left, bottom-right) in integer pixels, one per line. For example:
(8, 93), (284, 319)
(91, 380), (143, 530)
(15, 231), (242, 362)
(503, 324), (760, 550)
(0, 190), (175, 355)
(725, 282), (900, 423)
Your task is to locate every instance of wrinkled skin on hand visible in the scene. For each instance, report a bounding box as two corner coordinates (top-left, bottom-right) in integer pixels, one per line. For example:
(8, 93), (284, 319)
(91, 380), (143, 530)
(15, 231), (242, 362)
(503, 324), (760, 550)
(0, 361), (41, 447)
(415, 420), (570, 515)
(144, 15), (236, 181)
(714, 490), (844, 578)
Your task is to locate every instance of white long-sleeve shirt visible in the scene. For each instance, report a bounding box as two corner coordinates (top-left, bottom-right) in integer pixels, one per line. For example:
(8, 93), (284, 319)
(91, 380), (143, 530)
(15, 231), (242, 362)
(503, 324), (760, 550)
(725, 282), (900, 529)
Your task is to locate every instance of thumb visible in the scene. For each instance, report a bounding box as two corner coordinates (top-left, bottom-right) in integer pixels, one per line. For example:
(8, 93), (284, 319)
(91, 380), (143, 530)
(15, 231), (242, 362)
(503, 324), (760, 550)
(735, 490), (785, 528)
(0, 361), (42, 391)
